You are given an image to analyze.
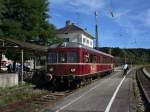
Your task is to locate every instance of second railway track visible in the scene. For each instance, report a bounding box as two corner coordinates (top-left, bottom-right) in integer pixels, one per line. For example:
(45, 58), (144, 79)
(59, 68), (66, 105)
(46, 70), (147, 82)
(136, 67), (150, 111)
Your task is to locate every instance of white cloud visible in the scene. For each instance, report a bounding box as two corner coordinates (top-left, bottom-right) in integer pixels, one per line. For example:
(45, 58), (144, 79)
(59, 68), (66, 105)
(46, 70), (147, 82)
(114, 10), (130, 18)
(145, 9), (150, 26)
(50, 0), (150, 47)
(112, 8), (150, 39)
(50, 0), (106, 15)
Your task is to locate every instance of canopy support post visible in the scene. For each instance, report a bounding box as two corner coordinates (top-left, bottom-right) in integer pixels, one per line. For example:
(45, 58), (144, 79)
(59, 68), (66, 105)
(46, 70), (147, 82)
(21, 49), (24, 84)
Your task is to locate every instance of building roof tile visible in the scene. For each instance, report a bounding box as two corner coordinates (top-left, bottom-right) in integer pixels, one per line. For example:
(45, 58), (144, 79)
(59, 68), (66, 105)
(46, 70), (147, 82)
(56, 24), (95, 39)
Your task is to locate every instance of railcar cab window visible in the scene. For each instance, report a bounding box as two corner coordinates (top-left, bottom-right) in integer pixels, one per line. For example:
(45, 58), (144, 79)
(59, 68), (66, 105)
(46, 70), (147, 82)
(68, 52), (77, 63)
(84, 54), (89, 63)
(48, 52), (57, 63)
(58, 52), (67, 63)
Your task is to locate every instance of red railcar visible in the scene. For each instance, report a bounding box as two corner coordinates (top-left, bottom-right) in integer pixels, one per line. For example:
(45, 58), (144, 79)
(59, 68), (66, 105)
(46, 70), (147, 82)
(47, 42), (114, 86)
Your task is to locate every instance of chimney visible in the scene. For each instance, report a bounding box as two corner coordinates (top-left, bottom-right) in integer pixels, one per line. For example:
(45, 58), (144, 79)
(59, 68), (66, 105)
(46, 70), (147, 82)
(66, 20), (72, 27)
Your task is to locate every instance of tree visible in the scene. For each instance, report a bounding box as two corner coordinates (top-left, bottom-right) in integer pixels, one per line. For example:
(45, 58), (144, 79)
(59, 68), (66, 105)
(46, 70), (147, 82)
(0, 0), (60, 64)
(0, 0), (4, 35)
(0, 0), (57, 45)
(0, 0), (4, 19)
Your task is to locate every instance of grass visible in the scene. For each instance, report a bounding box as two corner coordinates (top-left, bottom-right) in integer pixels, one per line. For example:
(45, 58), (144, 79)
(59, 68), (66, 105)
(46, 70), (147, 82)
(0, 82), (45, 107)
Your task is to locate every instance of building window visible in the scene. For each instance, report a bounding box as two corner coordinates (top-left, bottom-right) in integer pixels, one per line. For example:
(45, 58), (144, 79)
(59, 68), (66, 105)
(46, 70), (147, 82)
(87, 40), (89, 44)
(78, 37), (82, 43)
(83, 38), (86, 43)
(64, 38), (69, 42)
(90, 41), (93, 46)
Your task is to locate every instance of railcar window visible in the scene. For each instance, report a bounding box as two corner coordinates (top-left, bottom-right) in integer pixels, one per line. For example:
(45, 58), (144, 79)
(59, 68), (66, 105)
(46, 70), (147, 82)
(100, 57), (102, 63)
(90, 54), (96, 63)
(99, 56), (102, 63)
(90, 54), (97, 63)
(84, 54), (89, 63)
(68, 52), (77, 63)
(58, 52), (67, 63)
(107, 58), (109, 63)
(106, 57), (109, 63)
(89, 54), (93, 63)
(103, 57), (106, 63)
(93, 55), (97, 63)
(48, 52), (57, 63)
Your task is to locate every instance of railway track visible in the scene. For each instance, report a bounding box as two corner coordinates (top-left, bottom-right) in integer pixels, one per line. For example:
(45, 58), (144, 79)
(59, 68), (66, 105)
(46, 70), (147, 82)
(0, 88), (73, 112)
(136, 67), (150, 111)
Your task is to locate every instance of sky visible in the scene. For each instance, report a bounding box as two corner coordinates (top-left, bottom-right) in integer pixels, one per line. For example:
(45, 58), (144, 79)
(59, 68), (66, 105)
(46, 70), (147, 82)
(48, 0), (150, 48)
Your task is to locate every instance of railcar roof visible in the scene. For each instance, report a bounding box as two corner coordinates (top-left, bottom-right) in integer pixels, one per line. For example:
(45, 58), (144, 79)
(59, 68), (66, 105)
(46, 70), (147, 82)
(48, 42), (114, 58)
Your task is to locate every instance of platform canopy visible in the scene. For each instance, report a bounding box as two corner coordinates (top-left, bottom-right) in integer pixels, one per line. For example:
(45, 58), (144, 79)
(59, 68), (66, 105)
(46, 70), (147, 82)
(0, 37), (47, 52)
(0, 37), (48, 83)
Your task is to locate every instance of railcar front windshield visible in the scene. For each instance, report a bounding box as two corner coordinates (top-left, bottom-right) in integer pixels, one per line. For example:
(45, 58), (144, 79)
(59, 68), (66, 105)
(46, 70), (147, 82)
(68, 51), (78, 63)
(48, 52), (57, 63)
(48, 51), (78, 63)
(58, 52), (67, 63)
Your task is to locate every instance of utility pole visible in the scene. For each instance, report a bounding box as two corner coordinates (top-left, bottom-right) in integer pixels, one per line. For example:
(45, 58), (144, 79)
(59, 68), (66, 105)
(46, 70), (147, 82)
(95, 11), (99, 48)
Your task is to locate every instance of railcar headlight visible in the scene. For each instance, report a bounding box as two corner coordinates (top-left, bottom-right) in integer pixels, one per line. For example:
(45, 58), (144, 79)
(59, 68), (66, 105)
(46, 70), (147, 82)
(71, 68), (76, 72)
(49, 67), (54, 72)
(45, 74), (53, 81)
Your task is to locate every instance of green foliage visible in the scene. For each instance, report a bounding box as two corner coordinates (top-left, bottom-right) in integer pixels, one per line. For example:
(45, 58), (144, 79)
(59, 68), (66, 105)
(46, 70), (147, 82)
(99, 47), (150, 65)
(0, 0), (4, 19)
(0, 0), (4, 35)
(4, 49), (21, 61)
(0, 0), (57, 45)
(0, 0), (60, 61)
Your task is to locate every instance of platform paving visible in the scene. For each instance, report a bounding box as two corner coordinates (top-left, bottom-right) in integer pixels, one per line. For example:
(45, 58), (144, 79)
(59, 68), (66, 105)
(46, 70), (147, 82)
(44, 69), (134, 112)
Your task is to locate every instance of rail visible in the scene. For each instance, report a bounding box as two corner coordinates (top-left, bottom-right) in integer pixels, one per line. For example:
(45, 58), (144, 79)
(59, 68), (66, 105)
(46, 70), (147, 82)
(136, 68), (150, 110)
(143, 68), (150, 79)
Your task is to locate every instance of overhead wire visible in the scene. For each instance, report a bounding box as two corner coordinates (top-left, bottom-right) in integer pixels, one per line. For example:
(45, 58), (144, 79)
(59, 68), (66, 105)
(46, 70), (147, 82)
(108, 0), (123, 37)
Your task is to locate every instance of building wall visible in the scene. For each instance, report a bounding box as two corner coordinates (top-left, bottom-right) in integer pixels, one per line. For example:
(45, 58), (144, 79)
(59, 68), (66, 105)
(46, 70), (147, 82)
(57, 32), (93, 48)
(0, 73), (18, 88)
(57, 32), (80, 43)
(81, 34), (93, 48)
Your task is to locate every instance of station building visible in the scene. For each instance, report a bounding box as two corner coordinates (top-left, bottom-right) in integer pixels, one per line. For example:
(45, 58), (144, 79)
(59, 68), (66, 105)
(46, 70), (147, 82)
(56, 20), (94, 48)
